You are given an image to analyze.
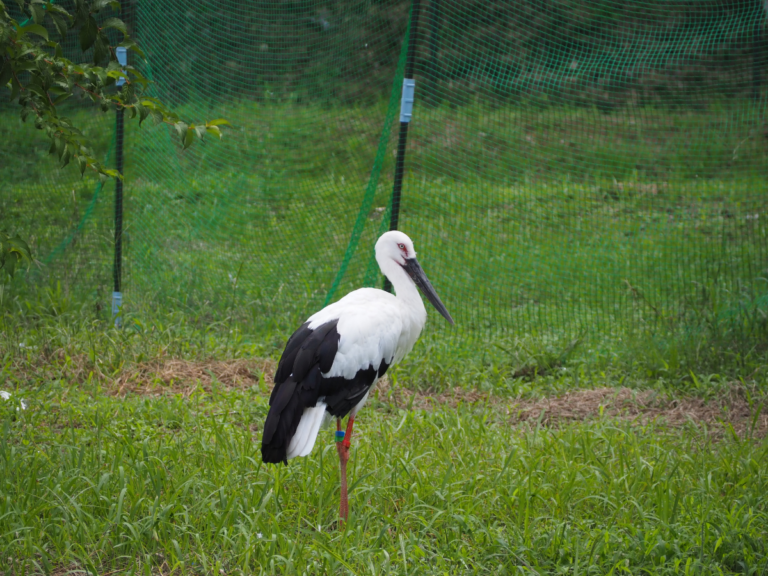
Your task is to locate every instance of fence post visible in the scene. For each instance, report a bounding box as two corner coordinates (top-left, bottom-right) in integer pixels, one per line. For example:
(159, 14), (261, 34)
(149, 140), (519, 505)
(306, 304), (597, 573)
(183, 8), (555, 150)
(385, 0), (422, 293)
(112, 47), (127, 327)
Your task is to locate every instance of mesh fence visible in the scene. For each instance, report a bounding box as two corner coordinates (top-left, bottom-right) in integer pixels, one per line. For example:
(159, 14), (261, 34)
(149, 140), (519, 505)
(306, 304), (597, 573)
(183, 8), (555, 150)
(5, 0), (768, 348)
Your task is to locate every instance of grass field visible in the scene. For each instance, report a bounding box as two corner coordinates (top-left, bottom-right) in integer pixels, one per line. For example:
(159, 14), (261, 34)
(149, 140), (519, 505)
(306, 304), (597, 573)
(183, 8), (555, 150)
(0, 320), (767, 575)
(2, 100), (768, 574)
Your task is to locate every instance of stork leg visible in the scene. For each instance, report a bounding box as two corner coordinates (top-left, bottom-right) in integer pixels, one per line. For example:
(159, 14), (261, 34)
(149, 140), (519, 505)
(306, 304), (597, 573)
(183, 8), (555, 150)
(336, 415), (356, 523)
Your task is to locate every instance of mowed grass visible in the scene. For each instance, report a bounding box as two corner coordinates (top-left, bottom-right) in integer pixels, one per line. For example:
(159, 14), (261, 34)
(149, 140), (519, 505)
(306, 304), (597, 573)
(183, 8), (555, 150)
(1, 370), (767, 576)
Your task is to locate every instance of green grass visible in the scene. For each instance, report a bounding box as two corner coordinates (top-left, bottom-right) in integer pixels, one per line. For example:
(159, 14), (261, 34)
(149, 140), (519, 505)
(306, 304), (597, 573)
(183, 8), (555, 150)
(0, 285), (764, 576)
(0, 354), (766, 575)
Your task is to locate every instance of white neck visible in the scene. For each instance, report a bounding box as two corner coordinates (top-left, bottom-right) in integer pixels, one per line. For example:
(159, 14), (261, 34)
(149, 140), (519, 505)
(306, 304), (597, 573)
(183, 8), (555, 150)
(378, 257), (427, 326)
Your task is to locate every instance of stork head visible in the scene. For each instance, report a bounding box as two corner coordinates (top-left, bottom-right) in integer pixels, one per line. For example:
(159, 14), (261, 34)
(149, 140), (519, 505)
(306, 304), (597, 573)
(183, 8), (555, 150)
(375, 231), (454, 325)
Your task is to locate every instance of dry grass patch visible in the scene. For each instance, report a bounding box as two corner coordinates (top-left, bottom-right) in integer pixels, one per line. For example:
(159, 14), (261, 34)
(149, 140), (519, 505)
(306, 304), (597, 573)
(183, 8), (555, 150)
(110, 358), (276, 397)
(72, 359), (766, 439)
(510, 387), (767, 439)
(377, 381), (768, 439)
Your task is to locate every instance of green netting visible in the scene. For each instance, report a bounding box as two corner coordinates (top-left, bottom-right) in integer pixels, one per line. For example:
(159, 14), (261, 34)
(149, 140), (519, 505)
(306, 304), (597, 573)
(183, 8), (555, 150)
(5, 0), (768, 350)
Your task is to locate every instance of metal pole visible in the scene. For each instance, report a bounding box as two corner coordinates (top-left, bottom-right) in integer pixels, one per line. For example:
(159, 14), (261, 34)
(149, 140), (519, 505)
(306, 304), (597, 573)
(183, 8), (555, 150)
(112, 47), (127, 327)
(385, 0), (422, 293)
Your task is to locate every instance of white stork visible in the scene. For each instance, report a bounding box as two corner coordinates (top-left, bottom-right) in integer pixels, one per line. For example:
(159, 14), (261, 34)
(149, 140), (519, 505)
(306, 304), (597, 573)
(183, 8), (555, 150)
(261, 230), (453, 521)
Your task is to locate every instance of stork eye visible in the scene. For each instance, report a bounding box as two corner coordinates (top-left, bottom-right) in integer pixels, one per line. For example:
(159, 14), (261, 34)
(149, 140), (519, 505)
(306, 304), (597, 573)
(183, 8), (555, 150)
(397, 243), (407, 251)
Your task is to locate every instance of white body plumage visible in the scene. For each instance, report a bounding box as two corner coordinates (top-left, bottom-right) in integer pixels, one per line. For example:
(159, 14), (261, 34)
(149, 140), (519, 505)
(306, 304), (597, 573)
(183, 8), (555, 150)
(262, 231), (453, 464)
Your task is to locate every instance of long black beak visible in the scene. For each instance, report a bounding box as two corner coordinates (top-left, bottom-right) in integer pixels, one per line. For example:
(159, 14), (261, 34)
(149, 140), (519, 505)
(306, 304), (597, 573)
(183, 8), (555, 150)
(402, 258), (454, 325)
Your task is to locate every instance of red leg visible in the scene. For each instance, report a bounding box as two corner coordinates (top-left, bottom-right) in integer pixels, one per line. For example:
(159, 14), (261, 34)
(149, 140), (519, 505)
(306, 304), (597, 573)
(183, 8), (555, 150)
(336, 415), (356, 523)
(343, 415), (356, 449)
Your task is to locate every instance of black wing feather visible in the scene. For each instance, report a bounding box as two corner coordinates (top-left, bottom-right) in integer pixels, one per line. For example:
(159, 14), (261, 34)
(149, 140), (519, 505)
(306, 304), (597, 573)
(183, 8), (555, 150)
(293, 321), (339, 382)
(273, 322), (312, 386)
(261, 320), (339, 464)
(322, 366), (378, 417)
(262, 379), (296, 444)
(261, 318), (389, 464)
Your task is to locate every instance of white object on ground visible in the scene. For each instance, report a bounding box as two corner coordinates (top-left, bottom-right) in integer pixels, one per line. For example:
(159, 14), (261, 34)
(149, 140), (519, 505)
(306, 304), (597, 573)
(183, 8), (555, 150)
(0, 391), (27, 410)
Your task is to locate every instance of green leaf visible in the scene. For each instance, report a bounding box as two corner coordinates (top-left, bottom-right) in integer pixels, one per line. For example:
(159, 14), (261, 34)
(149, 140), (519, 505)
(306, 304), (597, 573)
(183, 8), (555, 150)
(73, 0), (88, 27)
(206, 125), (222, 139)
(137, 102), (149, 125)
(119, 38), (145, 59)
(127, 66), (148, 84)
(28, 84), (47, 98)
(0, 231), (30, 279)
(7, 235), (32, 263)
(29, 3), (45, 24)
(47, 4), (72, 18)
(141, 96), (165, 107)
(76, 155), (87, 176)
(183, 127), (195, 149)
(15, 60), (38, 72)
(95, 67), (108, 84)
(92, 0), (119, 11)
(206, 119), (232, 127)
(51, 14), (68, 39)
(109, 69), (128, 85)
(79, 15), (98, 51)
(174, 122), (188, 141)
(194, 124), (206, 139)
(19, 23), (49, 40)
(93, 35), (108, 64)
(60, 145), (71, 167)
(101, 17), (127, 36)
(150, 109), (163, 125)
(53, 92), (71, 104)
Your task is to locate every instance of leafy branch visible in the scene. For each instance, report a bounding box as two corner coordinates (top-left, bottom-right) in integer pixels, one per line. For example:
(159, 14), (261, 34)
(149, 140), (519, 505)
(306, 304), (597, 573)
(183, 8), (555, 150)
(0, 0), (231, 181)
